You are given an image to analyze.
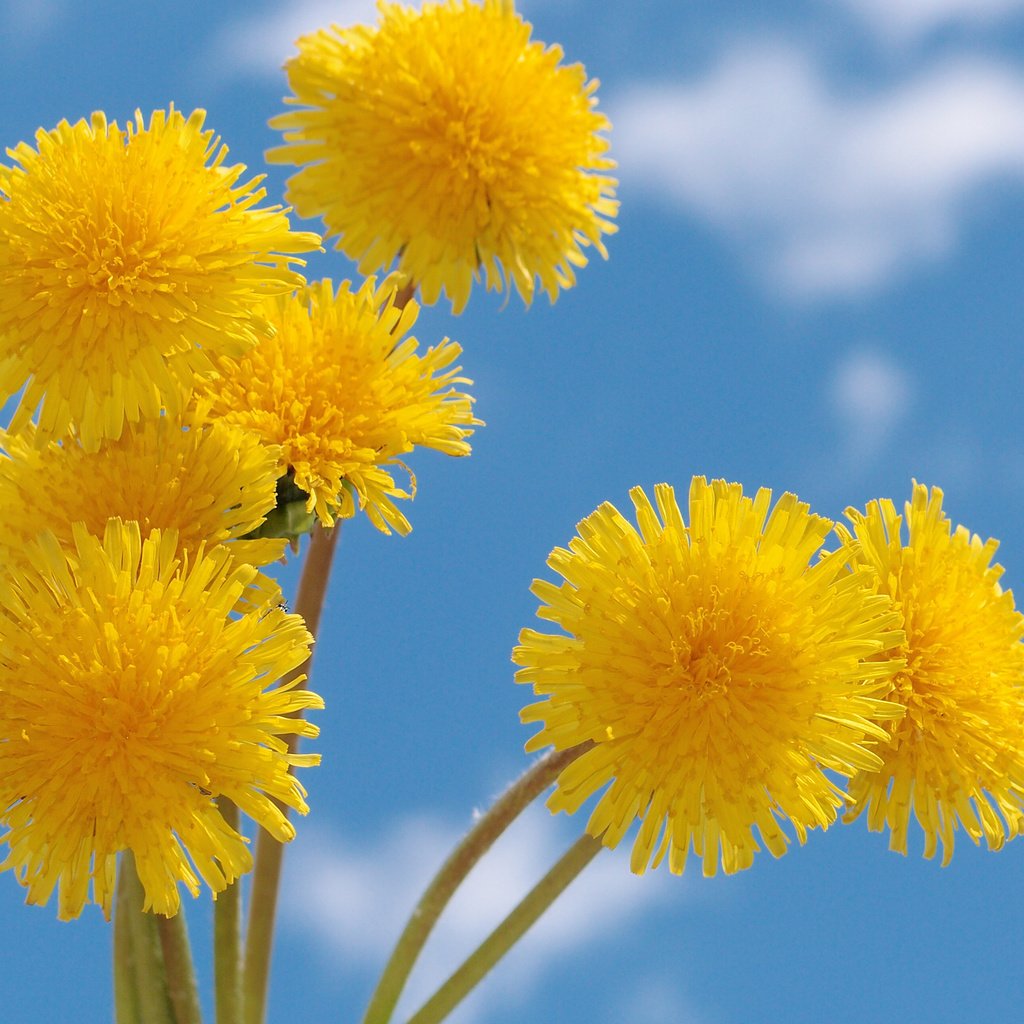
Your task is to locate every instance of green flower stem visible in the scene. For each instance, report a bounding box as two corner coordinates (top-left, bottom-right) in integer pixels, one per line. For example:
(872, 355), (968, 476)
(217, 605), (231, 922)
(114, 854), (142, 1024)
(215, 799), (243, 1024)
(405, 834), (605, 1024)
(114, 851), (176, 1024)
(158, 908), (203, 1024)
(243, 522), (342, 1024)
(361, 743), (592, 1024)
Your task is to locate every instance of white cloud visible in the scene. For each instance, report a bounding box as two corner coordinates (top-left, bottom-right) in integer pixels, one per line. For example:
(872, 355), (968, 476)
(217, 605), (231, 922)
(207, 0), (555, 85)
(612, 46), (1024, 299)
(1, 0), (64, 42)
(211, 0), (379, 79)
(834, 0), (1024, 44)
(284, 805), (685, 1023)
(210, 0), (426, 80)
(604, 976), (710, 1024)
(828, 349), (913, 463)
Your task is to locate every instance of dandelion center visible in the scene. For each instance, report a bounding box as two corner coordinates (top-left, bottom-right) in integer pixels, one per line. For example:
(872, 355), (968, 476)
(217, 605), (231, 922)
(648, 571), (796, 724)
(68, 206), (170, 311)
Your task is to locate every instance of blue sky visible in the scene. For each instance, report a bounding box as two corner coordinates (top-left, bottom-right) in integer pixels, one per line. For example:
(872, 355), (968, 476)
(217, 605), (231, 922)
(2, 0), (1024, 1021)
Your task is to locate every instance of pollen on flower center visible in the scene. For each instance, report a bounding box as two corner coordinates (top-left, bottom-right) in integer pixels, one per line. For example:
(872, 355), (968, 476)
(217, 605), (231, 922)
(51, 599), (199, 772)
(658, 571), (796, 716)
(675, 650), (731, 706)
(73, 224), (165, 306)
(93, 696), (165, 764)
(438, 88), (529, 190)
(663, 623), (739, 704)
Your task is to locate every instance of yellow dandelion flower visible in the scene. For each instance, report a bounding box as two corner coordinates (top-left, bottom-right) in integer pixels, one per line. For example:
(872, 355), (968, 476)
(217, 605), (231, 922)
(0, 107), (320, 451)
(0, 520), (322, 920)
(514, 477), (905, 877)
(268, 0), (618, 313)
(0, 416), (285, 590)
(195, 277), (478, 535)
(837, 483), (1024, 863)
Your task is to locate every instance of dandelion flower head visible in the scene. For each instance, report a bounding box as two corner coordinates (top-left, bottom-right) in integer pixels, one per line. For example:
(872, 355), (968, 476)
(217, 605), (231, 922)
(515, 477), (904, 877)
(0, 521), (322, 919)
(0, 107), (320, 451)
(269, 0), (618, 313)
(837, 483), (1024, 863)
(195, 277), (477, 535)
(0, 416), (287, 596)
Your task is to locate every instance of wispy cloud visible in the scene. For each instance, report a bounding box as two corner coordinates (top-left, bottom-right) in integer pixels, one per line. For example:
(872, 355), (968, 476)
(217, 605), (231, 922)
(604, 976), (710, 1024)
(833, 0), (1024, 44)
(284, 804), (686, 1023)
(613, 46), (1024, 299)
(210, 0), (390, 81)
(206, 0), (570, 87)
(1, 0), (64, 44)
(828, 349), (913, 467)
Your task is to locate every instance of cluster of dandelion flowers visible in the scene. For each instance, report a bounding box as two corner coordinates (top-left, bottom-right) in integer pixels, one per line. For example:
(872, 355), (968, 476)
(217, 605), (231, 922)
(0, 107), (320, 451)
(0, 416), (286, 581)
(195, 277), (478, 535)
(268, 0), (618, 313)
(0, 521), (322, 919)
(837, 483), (1024, 863)
(514, 477), (906, 877)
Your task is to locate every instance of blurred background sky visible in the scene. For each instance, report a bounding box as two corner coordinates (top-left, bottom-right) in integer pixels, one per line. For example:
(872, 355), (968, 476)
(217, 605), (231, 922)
(2, 0), (1024, 1021)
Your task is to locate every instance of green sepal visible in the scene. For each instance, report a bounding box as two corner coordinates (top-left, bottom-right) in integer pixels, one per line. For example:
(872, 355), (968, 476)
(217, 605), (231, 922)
(245, 471), (316, 551)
